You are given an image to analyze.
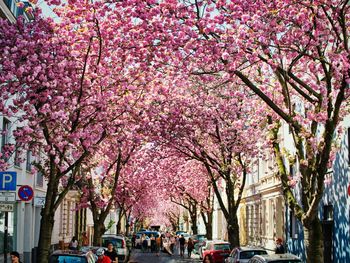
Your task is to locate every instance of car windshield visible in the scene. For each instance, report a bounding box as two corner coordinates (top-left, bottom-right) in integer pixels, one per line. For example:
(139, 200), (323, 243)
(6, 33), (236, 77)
(240, 250), (268, 259)
(213, 244), (230, 250)
(49, 255), (87, 263)
(102, 238), (123, 248)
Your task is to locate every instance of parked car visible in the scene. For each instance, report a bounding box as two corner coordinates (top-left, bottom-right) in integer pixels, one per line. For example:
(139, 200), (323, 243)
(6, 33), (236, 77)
(49, 250), (96, 263)
(248, 253), (302, 263)
(199, 240), (215, 259)
(101, 234), (129, 263)
(225, 247), (268, 263)
(202, 241), (231, 263)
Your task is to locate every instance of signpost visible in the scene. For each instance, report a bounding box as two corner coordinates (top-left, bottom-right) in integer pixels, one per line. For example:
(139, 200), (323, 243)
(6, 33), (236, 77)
(0, 172), (16, 190)
(0, 171), (17, 263)
(18, 185), (34, 202)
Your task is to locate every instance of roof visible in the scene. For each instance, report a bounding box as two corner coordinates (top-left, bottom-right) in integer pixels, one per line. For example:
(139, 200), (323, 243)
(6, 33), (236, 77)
(50, 250), (88, 256)
(253, 253), (301, 261)
(235, 246), (267, 251)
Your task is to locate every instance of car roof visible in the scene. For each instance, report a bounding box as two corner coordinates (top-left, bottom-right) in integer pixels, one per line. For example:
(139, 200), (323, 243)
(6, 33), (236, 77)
(253, 253), (301, 261)
(50, 250), (89, 256)
(211, 241), (230, 245)
(102, 234), (124, 239)
(235, 246), (267, 252)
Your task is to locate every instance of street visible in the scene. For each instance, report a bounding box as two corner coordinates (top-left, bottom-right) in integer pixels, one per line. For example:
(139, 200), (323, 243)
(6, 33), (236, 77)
(128, 249), (201, 263)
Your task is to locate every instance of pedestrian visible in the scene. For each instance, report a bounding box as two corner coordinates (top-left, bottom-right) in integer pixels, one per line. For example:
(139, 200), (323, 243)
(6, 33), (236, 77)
(81, 232), (89, 246)
(10, 251), (22, 263)
(69, 236), (78, 250)
(96, 248), (111, 263)
(156, 234), (162, 257)
(203, 254), (213, 263)
(104, 242), (118, 263)
(141, 234), (148, 252)
(275, 237), (285, 254)
(170, 235), (176, 254)
(150, 234), (156, 252)
(131, 234), (136, 248)
(179, 234), (186, 257)
(187, 237), (194, 258)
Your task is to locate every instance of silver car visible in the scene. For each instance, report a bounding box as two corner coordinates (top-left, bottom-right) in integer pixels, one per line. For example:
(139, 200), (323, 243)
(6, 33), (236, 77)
(248, 253), (302, 263)
(225, 246), (268, 263)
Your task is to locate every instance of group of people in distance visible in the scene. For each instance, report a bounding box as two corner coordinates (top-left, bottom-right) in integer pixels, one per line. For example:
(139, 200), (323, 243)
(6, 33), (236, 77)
(136, 232), (195, 258)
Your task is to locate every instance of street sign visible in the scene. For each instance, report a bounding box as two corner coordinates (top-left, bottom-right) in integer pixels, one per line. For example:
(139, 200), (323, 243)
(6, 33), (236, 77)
(0, 172), (17, 190)
(0, 203), (13, 212)
(34, 196), (45, 207)
(18, 185), (34, 201)
(0, 191), (16, 202)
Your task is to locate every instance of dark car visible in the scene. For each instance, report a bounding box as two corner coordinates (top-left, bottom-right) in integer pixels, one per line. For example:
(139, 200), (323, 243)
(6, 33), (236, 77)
(49, 250), (96, 263)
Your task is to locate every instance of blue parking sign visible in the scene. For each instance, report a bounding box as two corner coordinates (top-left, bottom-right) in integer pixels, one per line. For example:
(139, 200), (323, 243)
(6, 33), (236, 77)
(0, 172), (17, 190)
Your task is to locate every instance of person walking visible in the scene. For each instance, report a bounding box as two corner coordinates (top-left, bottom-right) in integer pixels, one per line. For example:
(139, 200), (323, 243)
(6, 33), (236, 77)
(69, 236), (78, 250)
(187, 237), (194, 258)
(131, 234), (136, 248)
(178, 234), (186, 257)
(170, 235), (176, 254)
(275, 238), (285, 254)
(150, 234), (156, 252)
(10, 251), (22, 263)
(141, 234), (148, 252)
(156, 234), (162, 257)
(104, 242), (118, 263)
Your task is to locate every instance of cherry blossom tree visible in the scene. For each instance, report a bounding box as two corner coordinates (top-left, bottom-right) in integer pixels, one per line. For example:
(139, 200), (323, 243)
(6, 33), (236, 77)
(144, 79), (264, 247)
(0, 4), (153, 261)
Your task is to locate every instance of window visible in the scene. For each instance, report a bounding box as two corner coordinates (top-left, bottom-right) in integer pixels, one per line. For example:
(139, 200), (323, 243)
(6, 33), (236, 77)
(289, 210), (298, 238)
(36, 171), (43, 187)
(1, 118), (11, 161)
(26, 150), (32, 171)
(323, 205), (333, 221)
(14, 146), (21, 167)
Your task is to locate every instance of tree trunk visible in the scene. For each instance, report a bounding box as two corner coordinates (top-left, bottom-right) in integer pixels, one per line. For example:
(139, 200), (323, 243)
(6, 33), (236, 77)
(37, 208), (55, 263)
(93, 221), (106, 246)
(116, 217), (122, 234)
(190, 214), (198, 235)
(303, 217), (323, 263)
(227, 215), (240, 248)
(205, 212), (213, 240)
(37, 177), (59, 263)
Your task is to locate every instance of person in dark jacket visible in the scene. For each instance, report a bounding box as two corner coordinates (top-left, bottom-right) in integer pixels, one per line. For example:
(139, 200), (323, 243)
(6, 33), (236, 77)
(275, 238), (285, 254)
(187, 238), (195, 258)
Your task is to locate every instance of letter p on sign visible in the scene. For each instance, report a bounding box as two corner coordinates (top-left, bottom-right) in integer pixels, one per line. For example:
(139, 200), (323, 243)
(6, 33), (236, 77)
(0, 172), (17, 191)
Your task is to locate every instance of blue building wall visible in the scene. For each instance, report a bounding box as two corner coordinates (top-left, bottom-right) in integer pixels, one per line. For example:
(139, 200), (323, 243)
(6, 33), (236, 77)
(286, 123), (350, 263)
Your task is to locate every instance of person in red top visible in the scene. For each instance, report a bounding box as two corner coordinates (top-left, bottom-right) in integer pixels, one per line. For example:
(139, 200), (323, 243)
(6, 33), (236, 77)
(96, 249), (111, 263)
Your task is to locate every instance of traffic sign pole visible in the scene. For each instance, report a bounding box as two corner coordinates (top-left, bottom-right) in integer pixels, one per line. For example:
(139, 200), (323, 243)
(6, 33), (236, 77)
(4, 211), (8, 263)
